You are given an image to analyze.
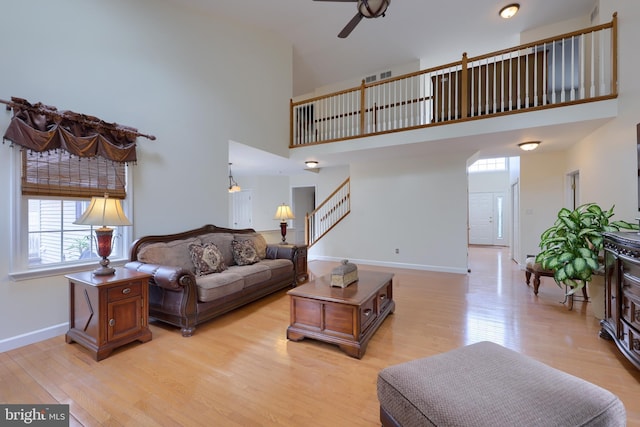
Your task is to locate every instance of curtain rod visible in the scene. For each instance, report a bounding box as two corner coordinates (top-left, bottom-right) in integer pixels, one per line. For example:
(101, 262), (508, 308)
(0, 97), (156, 141)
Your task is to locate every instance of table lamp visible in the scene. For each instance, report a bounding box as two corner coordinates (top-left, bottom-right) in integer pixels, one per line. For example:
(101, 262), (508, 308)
(274, 203), (295, 243)
(74, 194), (132, 275)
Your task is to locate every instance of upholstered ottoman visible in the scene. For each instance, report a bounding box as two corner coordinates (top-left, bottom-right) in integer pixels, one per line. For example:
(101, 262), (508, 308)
(377, 341), (625, 427)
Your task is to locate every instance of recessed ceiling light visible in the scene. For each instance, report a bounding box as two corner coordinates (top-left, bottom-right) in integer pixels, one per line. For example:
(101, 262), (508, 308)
(499, 3), (520, 19)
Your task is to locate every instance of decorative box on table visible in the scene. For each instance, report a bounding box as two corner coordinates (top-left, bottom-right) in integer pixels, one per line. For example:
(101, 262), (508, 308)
(331, 259), (358, 288)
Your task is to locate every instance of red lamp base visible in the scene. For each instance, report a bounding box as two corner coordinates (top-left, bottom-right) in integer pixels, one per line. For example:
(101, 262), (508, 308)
(280, 222), (288, 243)
(93, 228), (116, 276)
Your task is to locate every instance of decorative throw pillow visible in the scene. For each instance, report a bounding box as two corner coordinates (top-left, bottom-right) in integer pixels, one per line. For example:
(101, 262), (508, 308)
(189, 243), (227, 276)
(231, 239), (260, 266)
(234, 233), (267, 259)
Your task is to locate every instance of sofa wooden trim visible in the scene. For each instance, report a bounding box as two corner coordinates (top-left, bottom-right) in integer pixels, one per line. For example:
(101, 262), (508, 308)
(125, 224), (302, 337)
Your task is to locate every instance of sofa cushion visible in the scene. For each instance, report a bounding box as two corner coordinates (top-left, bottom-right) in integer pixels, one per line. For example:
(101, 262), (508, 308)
(231, 239), (261, 266)
(234, 232), (267, 259)
(200, 232), (235, 266)
(257, 259), (293, 280)
(137, 237), (201, 273)
(195, 271), (244, 302)
(189, 242), (227, 276)
(227, 264), (271, 288)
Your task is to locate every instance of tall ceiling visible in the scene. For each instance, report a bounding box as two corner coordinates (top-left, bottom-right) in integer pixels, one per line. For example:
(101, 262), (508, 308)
(171, 0), (597, 97)
(169, 0), (600, 175)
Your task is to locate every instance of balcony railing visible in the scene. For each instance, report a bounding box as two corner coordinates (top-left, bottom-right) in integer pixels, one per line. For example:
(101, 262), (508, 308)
(290, 14), (618, 148)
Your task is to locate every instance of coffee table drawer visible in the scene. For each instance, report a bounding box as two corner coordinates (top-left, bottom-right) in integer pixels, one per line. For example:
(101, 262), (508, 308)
(360, 295), (377, 331)
(290, 297), (357, 339)
(377, 282), (392, 314)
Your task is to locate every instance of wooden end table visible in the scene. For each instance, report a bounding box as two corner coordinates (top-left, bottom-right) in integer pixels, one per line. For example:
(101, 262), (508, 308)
(65, 268), (152, 361)
(286, 270), (394, 358)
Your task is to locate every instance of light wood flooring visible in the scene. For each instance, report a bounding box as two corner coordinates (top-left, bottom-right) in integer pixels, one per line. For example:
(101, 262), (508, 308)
(2, 246), (639, 426)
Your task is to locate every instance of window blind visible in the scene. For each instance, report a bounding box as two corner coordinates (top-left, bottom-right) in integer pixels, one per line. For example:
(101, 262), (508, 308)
(21, 150), (126, 199)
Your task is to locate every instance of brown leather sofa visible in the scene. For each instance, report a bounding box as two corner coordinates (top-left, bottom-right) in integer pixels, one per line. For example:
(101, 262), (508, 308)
(125, 224), (304, 336)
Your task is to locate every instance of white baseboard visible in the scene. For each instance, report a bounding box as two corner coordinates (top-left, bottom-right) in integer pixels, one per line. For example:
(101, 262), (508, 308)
(0, 323), (68, 353)
(310, 255), (468, 275)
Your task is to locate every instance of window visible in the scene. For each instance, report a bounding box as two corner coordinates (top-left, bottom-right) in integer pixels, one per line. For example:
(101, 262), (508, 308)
(4, 98), (142, 278)
(10, 150), (132, 279)
(468, 157), (506, 173)
(26, 198), (127, 267)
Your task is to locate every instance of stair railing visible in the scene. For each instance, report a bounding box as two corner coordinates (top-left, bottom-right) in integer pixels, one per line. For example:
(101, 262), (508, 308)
(305, 178), (350, 248)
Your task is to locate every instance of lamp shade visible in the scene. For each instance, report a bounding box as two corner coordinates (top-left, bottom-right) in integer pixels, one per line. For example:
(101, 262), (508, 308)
(274, 204), (295, 222)
(74, 195), (132, 227)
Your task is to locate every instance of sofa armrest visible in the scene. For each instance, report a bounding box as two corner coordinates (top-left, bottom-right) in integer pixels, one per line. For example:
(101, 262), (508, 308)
(124, 261), (194, 291)
(266, 244), (296, 261)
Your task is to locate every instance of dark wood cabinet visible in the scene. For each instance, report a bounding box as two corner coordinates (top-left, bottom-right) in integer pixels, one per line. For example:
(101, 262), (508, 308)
(601, 232), (640, 370)
(65, 268), (152, 361)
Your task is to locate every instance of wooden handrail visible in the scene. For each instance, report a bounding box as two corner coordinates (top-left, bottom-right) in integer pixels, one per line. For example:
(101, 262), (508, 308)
(310, 177), (350, 218)
(305, 177), (351, 248)
(290, 14), (618, 149)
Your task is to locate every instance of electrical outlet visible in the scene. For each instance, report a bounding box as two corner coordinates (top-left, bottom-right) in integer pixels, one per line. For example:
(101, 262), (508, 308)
(395, 248), (399, 254)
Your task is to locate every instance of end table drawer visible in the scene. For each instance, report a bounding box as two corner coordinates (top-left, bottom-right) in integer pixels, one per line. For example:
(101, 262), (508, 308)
(108, 281), (142, 302)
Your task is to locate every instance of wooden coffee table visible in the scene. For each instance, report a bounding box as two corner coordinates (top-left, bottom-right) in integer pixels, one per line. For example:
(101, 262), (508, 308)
(286, 270), (395, 358)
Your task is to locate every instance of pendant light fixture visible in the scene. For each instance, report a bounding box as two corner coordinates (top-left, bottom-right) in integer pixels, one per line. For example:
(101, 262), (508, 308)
(228, 163), (241, 193)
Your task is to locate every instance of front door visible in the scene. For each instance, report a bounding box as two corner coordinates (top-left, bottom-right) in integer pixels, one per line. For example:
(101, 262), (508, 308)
(469, 192), (506, 246)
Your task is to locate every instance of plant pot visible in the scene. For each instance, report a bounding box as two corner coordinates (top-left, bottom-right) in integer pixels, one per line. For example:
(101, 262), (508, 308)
(588, 273), (605, 320)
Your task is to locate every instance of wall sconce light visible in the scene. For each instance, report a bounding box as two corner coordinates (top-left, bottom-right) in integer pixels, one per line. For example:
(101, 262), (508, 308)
(228, 163), (241, 193)
(274, 203), (295, 243)
(518, 141), (541, 151)
(74, 193), (132, 275)
(499, 3), (520, 19)
(305, 160), (319, 168)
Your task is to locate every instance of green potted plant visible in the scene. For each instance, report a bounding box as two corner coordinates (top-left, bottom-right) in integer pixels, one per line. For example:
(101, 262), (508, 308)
(536, 203), (638, 301)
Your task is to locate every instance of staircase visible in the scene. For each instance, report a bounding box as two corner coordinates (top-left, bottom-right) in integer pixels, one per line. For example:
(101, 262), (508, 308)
(305, 178), (350, 248)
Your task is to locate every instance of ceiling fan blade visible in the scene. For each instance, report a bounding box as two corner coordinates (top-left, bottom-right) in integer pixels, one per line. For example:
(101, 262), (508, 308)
(338, 13), (363, 38)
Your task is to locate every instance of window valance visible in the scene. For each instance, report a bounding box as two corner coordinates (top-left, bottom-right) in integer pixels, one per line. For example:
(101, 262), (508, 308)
(1, 97), (155, 164)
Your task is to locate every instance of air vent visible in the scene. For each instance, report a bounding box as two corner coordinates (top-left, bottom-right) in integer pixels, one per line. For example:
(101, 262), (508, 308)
(365, 74), (377, 83)
(380, 70), (392, 79)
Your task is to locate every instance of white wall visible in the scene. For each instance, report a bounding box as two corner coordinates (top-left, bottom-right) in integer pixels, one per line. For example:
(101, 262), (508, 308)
(515, 2), (640, 264)
(519, 151), (568, 260)
(232, 174), (292, 232)
(468, 169), (510, 193)
(566, 1), (640, 222)
(310, 152), (473, 273)
(0, 0), (292, 347)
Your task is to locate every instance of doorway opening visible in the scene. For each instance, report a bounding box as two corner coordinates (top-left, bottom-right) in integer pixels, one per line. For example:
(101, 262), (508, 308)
(292, 186), (316, 246)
